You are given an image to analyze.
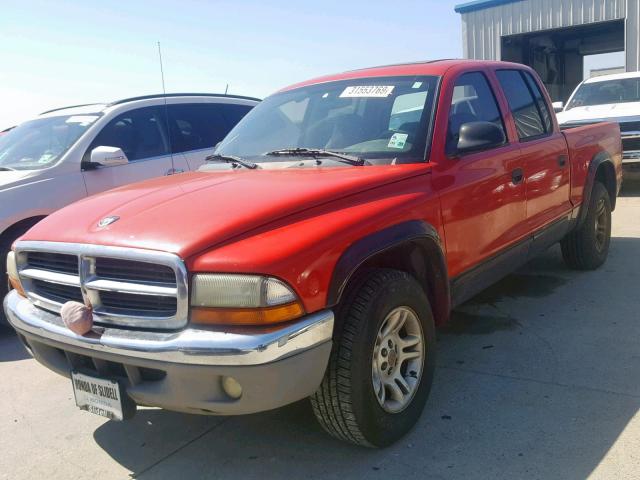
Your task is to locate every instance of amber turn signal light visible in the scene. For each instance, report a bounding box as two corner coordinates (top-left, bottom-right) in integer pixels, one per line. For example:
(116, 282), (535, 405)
(191, 301), (305, 326)
(9, 277), (26, 298)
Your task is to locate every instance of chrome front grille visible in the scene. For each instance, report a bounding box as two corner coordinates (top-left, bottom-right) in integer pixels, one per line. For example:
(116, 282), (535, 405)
(28, 251), (79, 274)
(95, 257), (176, 284)
(15, 241), (188, 330)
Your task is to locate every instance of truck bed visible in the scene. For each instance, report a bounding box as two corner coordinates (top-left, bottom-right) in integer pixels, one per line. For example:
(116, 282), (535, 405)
(561, 121), (623, 206)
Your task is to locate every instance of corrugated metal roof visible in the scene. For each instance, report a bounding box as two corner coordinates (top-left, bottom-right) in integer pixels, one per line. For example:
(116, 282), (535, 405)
(454, 0), (524, 13)
(459, 0), (627, 59)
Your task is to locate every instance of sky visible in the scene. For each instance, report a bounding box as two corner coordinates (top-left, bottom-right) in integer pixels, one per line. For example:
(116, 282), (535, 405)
(0, 0), (463, 129)
(0, 0), (626, 130)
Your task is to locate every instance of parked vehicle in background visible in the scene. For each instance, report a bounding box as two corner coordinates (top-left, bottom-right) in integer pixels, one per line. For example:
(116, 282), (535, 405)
(556, 72), (640, 178)
(0, 93), (259, 323)
(4, 60), (621, 447)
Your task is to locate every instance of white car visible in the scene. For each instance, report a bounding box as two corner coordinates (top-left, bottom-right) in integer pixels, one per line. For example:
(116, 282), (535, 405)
(0, 93), (259, 320)
(556, 71), (640, 177)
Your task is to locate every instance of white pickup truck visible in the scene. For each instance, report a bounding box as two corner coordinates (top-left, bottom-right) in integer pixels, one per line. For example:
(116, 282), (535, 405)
(556, 71), (640, 179)
(0, 93), (259, 321)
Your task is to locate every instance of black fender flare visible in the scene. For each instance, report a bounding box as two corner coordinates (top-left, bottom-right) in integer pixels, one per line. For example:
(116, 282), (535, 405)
(326, 220), (451, 325)
(577, 152), (617, 227)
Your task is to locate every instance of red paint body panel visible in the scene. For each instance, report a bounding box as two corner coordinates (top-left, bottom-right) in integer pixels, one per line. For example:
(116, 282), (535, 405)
(562, 122), (623, 205)
(21, 60), (622, 320)
(189, 172), (441, 313)
(24, 165), (430, 259)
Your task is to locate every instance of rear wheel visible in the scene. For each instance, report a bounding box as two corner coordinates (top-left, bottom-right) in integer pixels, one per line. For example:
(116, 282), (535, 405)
(561, 181), (611, 270)
(310, 269), (436, 447)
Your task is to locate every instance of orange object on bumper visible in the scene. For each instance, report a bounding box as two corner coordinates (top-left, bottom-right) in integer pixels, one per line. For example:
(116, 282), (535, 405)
(9, 277), (26, 298)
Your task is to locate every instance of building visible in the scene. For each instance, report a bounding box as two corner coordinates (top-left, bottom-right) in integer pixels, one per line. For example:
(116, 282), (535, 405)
(455, 0), (640, 101)
(590, 65), (626, 76)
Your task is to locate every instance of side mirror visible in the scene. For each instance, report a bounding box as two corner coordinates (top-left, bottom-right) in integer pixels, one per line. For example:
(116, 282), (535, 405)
(456, 121), (505, 154)
(89, 146), (129, 167)
(552, 101), (564, 113)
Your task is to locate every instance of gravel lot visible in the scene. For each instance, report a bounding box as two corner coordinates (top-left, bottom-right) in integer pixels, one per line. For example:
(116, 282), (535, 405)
(1, 184), (639, 480)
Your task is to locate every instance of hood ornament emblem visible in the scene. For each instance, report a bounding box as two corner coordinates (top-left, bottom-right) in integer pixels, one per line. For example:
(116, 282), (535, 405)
(97, 215), (120, 228)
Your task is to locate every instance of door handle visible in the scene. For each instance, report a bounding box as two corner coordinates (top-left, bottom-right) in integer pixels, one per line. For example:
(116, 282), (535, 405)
(558, 155), (568, 167)
(511, 168), (524, 185)
(165, 168), (185, 176)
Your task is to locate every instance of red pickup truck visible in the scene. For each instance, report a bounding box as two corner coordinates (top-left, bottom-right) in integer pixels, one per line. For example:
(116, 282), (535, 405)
(5, 60), (622, 447)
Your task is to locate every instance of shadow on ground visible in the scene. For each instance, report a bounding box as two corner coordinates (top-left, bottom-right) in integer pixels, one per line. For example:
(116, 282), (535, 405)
(621, 177), (640, 196)
(90, 236), (640, 479)
(0, 323), (30, 362)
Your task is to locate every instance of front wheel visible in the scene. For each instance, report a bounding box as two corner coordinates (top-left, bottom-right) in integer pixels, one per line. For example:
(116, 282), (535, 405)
(310, 269), (436, 447)
(561, 181), (612, 270)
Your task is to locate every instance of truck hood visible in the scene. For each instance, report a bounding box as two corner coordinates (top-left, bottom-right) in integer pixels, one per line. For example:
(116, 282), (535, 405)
(556, 101), (640, 124)
(23, 165), (428, 258)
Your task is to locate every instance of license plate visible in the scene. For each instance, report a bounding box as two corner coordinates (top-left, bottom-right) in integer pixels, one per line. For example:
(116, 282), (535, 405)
(71, 371), (124, 421)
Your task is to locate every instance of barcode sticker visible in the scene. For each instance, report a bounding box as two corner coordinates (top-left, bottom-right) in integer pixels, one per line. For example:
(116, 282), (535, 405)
(340, 85), (395, 98)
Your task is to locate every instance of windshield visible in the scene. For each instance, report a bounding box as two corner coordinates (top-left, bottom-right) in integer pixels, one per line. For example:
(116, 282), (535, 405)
(566, 77), (640, 110)
(214, 75), (439, 165)
(0, 114), (100, 170)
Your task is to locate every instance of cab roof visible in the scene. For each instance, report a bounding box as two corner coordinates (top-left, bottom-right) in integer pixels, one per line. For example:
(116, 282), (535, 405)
(280, 59), (529, 92)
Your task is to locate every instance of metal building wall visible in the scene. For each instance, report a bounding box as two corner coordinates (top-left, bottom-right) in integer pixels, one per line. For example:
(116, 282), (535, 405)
(460, 0), (640, 70)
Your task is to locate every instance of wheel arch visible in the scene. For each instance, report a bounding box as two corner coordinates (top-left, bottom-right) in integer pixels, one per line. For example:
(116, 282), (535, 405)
(578, 152), (617, 227)
(0, 216), (47, 248)
(326, 220), (450, 326)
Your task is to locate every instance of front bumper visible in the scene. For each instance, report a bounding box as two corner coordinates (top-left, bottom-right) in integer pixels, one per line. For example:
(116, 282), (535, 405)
(4, 290), (334, 415)
(622, 151), (640, 165)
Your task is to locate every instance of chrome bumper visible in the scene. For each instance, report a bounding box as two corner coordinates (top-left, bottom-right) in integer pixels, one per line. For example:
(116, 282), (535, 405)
(622, 150), (640, 164)
(4, 290), (334, 366)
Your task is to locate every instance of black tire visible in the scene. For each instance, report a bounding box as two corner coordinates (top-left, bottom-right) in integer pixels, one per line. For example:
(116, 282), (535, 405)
(0, 236), (14, 325)
(311, 269), (436, 447)
(1, 220), (41, 324)
(561, 181), (612, 270)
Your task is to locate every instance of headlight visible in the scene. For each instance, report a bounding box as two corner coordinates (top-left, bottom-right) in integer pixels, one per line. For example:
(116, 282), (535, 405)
(190, 274), (304, 326)
(6, 250), (26, 297)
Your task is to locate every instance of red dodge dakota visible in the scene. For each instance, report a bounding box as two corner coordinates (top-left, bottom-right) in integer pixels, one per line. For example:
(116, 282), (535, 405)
(4, 60), (622, 447)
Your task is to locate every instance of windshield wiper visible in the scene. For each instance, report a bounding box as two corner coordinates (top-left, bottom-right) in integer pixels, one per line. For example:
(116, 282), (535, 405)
(265, 148), (365, 166)
(205, 153), (258, 169)
(0, 167), (15, 171)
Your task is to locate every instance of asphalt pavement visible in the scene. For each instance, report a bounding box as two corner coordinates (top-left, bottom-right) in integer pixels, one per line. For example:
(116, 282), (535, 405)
(1, 184), (639, 479)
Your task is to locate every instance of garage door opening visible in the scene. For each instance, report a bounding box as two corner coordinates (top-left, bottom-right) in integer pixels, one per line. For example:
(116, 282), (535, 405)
(501, 19), (625, 102)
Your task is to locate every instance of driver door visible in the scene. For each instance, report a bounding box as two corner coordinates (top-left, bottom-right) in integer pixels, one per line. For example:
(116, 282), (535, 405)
(82, 106), (188, 196)
(433, 71), (527, 303)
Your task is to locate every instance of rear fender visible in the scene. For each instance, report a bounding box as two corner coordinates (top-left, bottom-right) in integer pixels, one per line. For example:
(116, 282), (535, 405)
(577, 152), (617, 227)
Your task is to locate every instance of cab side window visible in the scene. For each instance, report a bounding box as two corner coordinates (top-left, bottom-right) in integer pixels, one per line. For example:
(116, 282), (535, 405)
(447, 72), (506, 154)
(496, 69), (551, 140)
(87, 107), (169, 162)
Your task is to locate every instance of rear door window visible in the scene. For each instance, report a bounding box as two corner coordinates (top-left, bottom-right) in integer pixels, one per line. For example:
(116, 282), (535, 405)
(219, 103), (254, 129)
(168, 104), (228, 154)
(496, 70), (549, 140)
(168, 103), (253, 154)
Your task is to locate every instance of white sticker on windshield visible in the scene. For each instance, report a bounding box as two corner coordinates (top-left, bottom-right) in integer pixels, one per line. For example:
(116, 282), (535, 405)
(412, 81), (423, 89)
(340, 85), (394, 98)
(388, 133), (409, 149)
(65, 115), (99, 126)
